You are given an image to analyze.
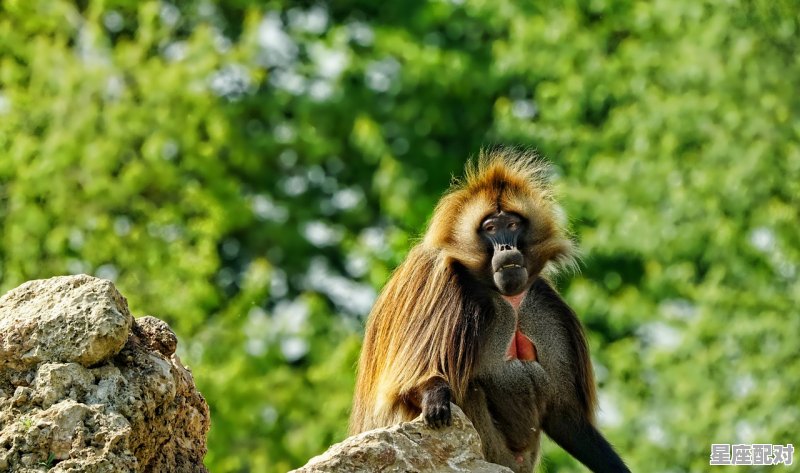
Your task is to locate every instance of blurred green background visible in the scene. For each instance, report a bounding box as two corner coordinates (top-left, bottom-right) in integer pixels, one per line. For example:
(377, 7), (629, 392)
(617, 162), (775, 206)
(1, 0), (798, 471)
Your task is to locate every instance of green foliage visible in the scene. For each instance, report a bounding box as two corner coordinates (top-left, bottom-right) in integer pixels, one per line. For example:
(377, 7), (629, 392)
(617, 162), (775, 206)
(38, 452), (56, 469)
(19, 416), (34, 433)
(1, 0), (798, 472)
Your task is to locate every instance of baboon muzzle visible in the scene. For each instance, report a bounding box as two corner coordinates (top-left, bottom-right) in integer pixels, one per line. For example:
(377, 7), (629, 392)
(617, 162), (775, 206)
(492, 247), (528, 296)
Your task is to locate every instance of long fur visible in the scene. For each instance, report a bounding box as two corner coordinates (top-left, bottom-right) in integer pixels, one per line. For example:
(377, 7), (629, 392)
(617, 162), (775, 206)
(349, 147), (585, 434)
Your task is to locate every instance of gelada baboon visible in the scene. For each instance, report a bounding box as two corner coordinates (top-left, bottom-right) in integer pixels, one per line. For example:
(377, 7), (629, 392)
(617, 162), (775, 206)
(350, 149), (629, 472)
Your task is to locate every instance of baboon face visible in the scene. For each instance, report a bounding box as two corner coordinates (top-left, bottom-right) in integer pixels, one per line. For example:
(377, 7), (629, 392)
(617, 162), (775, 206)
(424, 154), (572, 299)
(479, 210), (530, 296)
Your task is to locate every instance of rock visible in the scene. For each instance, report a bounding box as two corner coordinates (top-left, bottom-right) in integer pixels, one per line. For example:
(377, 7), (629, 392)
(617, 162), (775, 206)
(132, 316), (178, 357)
(0, 275), (132, 370)
(0, 275), (210, 472)
(291, 404), (513, 473)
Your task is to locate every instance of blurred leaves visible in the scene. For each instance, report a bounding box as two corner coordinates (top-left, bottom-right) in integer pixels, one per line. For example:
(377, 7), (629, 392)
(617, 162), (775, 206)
(1, 0), (798, 472)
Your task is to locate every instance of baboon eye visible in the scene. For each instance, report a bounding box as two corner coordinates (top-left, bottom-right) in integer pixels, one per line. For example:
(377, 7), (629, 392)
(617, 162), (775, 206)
(508, 222), (517, 230)
(485, 224), (496, 233)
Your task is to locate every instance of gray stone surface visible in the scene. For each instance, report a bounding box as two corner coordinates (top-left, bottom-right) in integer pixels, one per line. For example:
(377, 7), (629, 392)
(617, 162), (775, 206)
(0, 275), (209, 472)
(0, 275), (132, 370)
(292, 404), (513, 473)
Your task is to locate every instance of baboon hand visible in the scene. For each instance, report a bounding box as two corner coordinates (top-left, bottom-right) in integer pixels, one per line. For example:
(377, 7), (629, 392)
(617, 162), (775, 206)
(423, 398), (451, 428)
(421, 380), (452, 428)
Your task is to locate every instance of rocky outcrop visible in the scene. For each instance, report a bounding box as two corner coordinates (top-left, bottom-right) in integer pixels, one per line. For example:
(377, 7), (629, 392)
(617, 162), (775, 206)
(292, 404), (513, 472)
(0, 275), (209, 472)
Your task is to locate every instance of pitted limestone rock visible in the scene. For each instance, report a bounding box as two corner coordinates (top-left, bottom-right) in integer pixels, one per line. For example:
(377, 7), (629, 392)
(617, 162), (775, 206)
(0, 275), (209, 473)
(0, 275), (132, 370)
(292, 404), (513, 473)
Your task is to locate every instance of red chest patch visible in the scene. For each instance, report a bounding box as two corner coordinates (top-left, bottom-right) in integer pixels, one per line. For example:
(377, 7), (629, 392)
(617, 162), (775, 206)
(506, 330), (537, 361)
(502, 290), (537, 362)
